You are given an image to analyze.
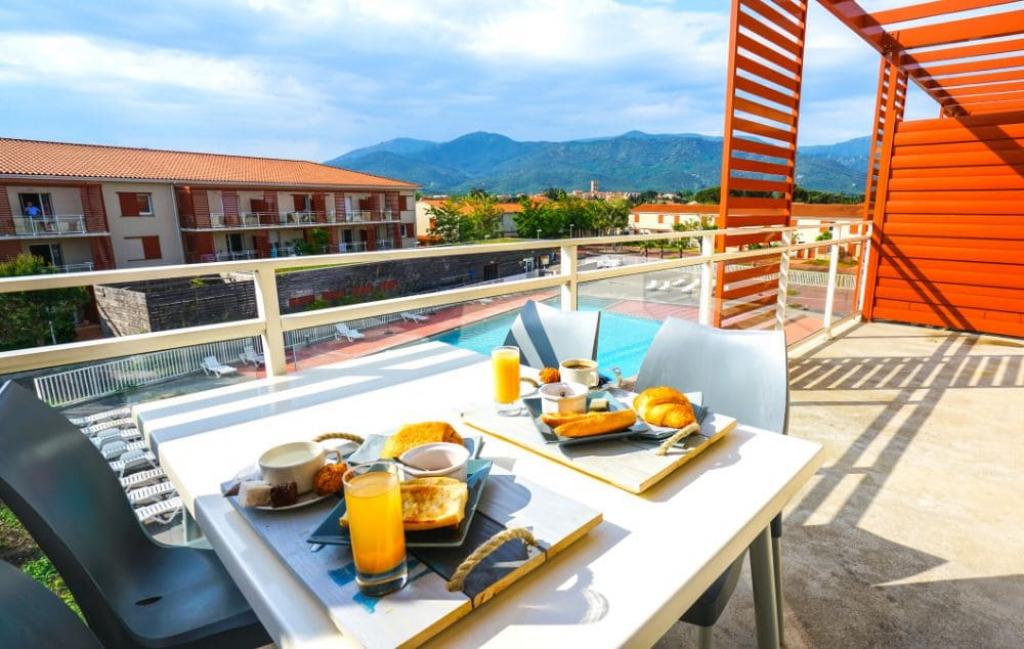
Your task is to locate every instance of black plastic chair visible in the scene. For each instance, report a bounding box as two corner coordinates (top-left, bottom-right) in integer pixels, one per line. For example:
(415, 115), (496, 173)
(636, 317), (789, 647)
(0, 560), (102, 648)
(0, 381), (270, 649)
(504, 299), (601, 368)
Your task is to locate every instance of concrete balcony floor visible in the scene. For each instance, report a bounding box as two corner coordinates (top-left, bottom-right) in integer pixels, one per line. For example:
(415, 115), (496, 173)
(656, 321), (1024, 648)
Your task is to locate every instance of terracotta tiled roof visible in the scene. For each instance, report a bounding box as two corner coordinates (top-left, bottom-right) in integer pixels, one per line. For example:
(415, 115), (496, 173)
(0, 138), (417, 189)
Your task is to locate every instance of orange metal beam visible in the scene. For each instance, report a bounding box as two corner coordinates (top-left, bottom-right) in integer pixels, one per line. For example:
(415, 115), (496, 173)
(869, 0), (1017, 25)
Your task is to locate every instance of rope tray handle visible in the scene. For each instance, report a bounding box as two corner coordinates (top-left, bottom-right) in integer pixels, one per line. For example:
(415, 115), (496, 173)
(313, 432), (365, 445)
(654, 422), (701, 456)
(446, 527), (539, 592)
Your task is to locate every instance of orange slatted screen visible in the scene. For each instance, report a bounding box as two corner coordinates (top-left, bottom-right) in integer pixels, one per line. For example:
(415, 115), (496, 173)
(715, 0), (809, 329)
(865, 110), (1024, 337)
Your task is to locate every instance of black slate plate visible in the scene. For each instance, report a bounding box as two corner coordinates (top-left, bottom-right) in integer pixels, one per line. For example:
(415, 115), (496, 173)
(306, 459), (492, 548)
(522, 390), (651, 446)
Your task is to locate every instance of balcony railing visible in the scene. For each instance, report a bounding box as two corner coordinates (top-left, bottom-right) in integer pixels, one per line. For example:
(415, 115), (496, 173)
(7, 215), (89, 236)
(186, 210), (408, 230)
(0, 223), (870, 379)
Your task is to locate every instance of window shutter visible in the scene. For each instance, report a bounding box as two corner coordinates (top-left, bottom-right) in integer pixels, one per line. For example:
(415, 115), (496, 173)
(142, 236), (162, 260)
(118, 192), (139, 216)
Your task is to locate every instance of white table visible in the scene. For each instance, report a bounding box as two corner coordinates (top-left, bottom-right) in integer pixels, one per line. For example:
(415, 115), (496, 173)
(137, 342), (824, 648)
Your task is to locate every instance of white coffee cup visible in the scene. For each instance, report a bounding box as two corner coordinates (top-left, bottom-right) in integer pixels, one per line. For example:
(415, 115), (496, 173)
(539, 381), (588, 415)
(258, 441), (338, 494)
(559, 358), (599, 388)
(399, 442), (471, 482)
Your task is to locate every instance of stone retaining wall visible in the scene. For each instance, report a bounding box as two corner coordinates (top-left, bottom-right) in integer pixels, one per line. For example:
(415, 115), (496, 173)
(95, 277), (257, 335)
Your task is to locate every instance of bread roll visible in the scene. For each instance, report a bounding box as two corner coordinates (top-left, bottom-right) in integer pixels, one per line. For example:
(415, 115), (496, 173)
(634, 386), (697, 429)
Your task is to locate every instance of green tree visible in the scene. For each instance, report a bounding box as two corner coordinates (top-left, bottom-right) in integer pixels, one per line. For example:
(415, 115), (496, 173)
(296, 227), (330, 254)
(427, 199), (469, 244)
(0, 254), (89, 351)
(462, 194), (502, 240)
(543, 187), (567, 200)
(693, 186), (721, 203)
(514, 197), (555, 238)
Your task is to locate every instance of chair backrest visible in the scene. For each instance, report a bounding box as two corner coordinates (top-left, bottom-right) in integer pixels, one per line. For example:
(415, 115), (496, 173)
(0, 381), (159, 643)
(635, 317), (788, 434)
(504, 300), (601, 369)
(203, 355), (217, 366)
(336, 323), (349, 333)
(0, 560), (102, 648)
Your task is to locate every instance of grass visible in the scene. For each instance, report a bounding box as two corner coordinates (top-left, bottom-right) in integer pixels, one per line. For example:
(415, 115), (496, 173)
(1, 502), (81, 618)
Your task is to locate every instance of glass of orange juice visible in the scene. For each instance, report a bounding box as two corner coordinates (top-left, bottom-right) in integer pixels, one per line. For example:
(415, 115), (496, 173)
(492, 345), (521, 415)
(343, 461), (407, 596)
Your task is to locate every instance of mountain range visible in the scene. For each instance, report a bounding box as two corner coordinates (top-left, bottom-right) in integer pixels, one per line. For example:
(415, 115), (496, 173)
(326, 131), (870, 195)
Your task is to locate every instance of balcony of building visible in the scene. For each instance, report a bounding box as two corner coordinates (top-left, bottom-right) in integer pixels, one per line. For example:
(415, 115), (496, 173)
(185, 209), (412, 231)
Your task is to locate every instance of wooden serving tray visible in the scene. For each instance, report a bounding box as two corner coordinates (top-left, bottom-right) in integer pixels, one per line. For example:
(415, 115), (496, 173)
(229, 464), (601, 648)
(463, 406), (736, 494)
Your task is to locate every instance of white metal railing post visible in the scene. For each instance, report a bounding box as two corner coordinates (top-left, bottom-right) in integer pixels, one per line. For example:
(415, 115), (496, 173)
(775, 230), (791, 330)
(253, 269), (287, 376)
(822, 224), (841, 336)
(561, 243), (578, 311)
(698, 233), (714, 325)
(857, 222), (872, 315)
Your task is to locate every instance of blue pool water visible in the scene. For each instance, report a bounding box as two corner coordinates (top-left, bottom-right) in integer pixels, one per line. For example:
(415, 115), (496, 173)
(433, 297), (661, 377)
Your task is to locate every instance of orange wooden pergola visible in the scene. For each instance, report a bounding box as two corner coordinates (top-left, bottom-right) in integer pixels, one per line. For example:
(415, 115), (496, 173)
(716, 0), (1024, 338)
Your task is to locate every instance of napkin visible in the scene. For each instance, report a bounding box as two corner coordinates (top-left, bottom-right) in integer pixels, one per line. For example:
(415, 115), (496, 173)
(220, 464), (260, 497)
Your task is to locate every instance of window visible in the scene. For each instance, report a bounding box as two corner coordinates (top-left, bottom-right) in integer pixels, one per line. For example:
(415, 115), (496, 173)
(633, 214), (640, 223)
(125, 235), (162, 261)
(28, 243), (63, 266)
(118, 192), (153, 217)
(399, 195), (410, 211)
(18, 193), (53, 217)
(657, 215), (664, 224)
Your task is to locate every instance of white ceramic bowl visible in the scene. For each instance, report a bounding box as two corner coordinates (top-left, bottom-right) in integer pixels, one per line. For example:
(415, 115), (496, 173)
(399, 442), (470, 482)
(539, 381), (588, 415)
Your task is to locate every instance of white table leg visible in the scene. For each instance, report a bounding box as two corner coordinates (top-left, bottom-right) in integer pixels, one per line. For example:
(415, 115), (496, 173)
(750, 527), (780, 649)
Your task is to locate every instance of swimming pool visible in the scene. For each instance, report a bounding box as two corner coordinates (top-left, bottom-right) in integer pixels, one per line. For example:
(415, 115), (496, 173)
(432, 297), (662, 377)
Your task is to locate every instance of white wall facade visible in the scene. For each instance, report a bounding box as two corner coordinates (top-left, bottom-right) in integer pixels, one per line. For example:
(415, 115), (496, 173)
(101, 182), (184, 267)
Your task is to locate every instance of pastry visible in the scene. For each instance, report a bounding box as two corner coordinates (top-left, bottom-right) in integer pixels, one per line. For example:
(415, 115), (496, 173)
(312, 462), (347, 496)
(589, 398), (610, 411)
(339, 476), (469, 531)
(238, 480), (271, 507)
(381, 422), (464, 459)
(634, 386), (697, 429)
(554, 409), (636, 438)
(269, 481), (298, 507)
(400, 477), (470, 531)
(538, 367), (561, 384)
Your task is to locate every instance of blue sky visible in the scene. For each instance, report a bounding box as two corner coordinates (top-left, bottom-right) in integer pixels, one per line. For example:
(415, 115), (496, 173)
(0, 0), (932, 161)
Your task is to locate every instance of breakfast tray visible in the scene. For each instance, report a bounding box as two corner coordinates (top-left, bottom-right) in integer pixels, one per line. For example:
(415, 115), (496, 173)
(463, 400), (736, 494)
(228, 464), (601, 648)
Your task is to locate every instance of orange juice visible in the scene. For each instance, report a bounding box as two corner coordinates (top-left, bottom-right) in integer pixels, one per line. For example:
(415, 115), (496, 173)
(492, 346), (521, 404)
(344, 470), (405, 574)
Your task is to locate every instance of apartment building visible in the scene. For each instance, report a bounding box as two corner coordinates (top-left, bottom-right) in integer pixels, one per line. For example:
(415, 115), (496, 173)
(0, 138), (418, 271)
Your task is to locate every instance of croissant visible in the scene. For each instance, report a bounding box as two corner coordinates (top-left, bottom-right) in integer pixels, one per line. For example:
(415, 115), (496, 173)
(634, 386), (697, 429)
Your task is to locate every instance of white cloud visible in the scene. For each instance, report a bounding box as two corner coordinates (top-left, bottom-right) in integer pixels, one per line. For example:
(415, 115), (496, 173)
(0, 32), (314, 102)
(240, 0), (728, 70)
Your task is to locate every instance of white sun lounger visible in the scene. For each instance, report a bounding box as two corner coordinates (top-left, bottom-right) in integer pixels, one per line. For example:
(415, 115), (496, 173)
(659, 280), (672, 290)
(239, 345), (265, 367)
(127, 480), (178, 506)
(401, 311), (429, 322)
(99, 439), (148, 461)
(110, 450), (158, 477)
(645, 279), (659, 290)
(135, 496), (183, 525)
(679, 279), (700, 294)
(334, 323), (366, 342)
(80, 417), (134, 436)
(202, 356), (238, 377)
(91, 428), (142, 446)
(120, 468), (167, 490)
